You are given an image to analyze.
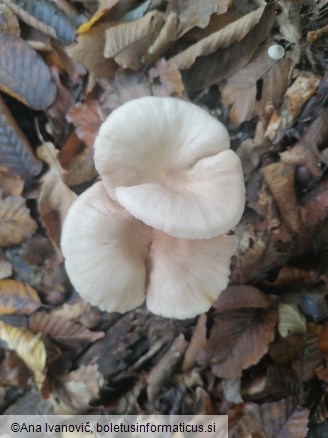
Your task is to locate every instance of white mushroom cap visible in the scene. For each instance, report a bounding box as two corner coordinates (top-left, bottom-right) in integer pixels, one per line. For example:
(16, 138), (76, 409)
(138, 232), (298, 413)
(146, 231), (234, 319)
(61, 181), (235, 318)
(61, 181), (150, 313)
(94, 96), (245, 239)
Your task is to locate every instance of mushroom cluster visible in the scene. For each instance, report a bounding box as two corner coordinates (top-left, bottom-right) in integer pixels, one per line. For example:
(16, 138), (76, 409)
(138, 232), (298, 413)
(61, 97), (245, 319)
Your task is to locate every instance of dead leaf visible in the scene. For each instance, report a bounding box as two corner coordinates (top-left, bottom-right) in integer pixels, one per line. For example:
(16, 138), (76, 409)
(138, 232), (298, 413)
(4, 0), (76, 44)
(0, 95), (42, 182)
(68, 22), (118, 80)
(0, 195), (37, 247)
(230, 398), (309, 438)
(200, 307), (277, 378)
(0, 350), (31, 387)
(292, 333), (321, 382)
(262, 162), (303, 234)
(182, 314), (207, 372)
(0, 170), (24, 197)
(101, 70), (153, 112)
(221, 43), (292, 126)
(167, 0), (232, 35)
(278, 304), (307, 338)
(148, 58), (185, 96)
(269, 334), (305, 366)
(273, 73), (320, 143)
(171, 4), (275, 90)
(0, 321), (46, 388)
(67, 100), (103, 148)
(0, 280), (41, 315)
(37, 143), (77, 250)
(318, 322), (328, 360)
(0, 4), (20, 36)
(214, 285), (272, 312)
(51, 295), (101, 329)
(77, 0), (121, 34)
(0, 255), (12, 280)
(143, 12), (179, 64)
(147, 333), (187, 402)
(104, 11), (164, 70)
(50, 364), (104, 414)
(29, 311), (104, 352)
(0, 32), (57, 110)
(63, 147), (98, 187)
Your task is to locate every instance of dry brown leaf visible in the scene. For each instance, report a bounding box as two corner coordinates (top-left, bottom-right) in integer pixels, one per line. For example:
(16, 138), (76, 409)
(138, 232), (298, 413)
(101, 70), (153, 112)
(29, 311), (104, 352)
(279, 143), (321, 177)
(0, 4), (20, 36)
(104, 11), (164, 70)
(230, 398), (309, 438)
(170, 4), (275, 90)
(182, 314), (207, 372)
(269, 334), (305, 366)
(0, 280), (41, 315)
(221, 42), (291, 126)
(201, 307), (277, 378)
(167, 0), (231, 35)
(68, 22), (118, 80)
(0, 196), (37, 248)
(273, 73), (320, 143)
(50, 296), (101, 329)
(50, 364), (104, 414)
(0, 351), (31, 387)
(214, 285), (271, 312)
(278, 304), (307, 338)
(262, 162), (303, 234)
(64, 147), (98, 187)
(0, 321), (46, 389)
(292, 333), (321, 382)
(147, 333), (187, 402)
(318, 322), (328, 360)
(37, 143), (77, 250)
(143, 11), (179, 65)
(148, 58), (185, 96)
(67, 100), (103, 148)
(0, 171), (24, 197)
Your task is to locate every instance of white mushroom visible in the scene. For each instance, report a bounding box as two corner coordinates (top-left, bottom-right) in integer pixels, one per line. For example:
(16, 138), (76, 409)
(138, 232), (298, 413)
(94, 97), (245, 239)
(61, 181), (234, 318)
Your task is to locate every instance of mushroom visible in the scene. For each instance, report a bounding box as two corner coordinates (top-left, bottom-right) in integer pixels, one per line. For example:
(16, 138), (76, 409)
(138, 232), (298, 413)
(61, 96), (245, 319)
(94, 96), (245, 239)
(61, 181), (235, 319)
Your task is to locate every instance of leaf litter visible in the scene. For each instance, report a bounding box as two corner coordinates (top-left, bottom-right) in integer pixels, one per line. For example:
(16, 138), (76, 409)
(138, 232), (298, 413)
(1, 1), (328, 436)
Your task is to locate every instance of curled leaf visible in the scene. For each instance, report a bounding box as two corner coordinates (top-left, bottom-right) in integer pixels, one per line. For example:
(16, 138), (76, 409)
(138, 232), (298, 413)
(0, 321), (46, 388)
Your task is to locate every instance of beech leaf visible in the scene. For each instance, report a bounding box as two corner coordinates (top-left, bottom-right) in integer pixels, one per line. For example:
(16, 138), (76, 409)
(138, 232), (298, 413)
(29, 311), (105, 352)
(0, 321), (46, 389)
(171, 4), (275, 91)
(202, 308), (277, 378)
(0, 280), (41, 315)
(167, 0), (232, 35)
(278, 304), (307, 338)
(221, 42), (292, 126)
(4, 0), (76, 44)
(0, 32), (57, 110)
(104, 11), (164, 70)
(0, 95), (42, 182)
(0, 196), (37, 247)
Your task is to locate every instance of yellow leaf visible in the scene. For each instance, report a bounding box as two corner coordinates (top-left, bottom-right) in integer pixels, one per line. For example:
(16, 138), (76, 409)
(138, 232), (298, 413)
(278, 304), (307, 338)
(0, 321), (46, 388)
